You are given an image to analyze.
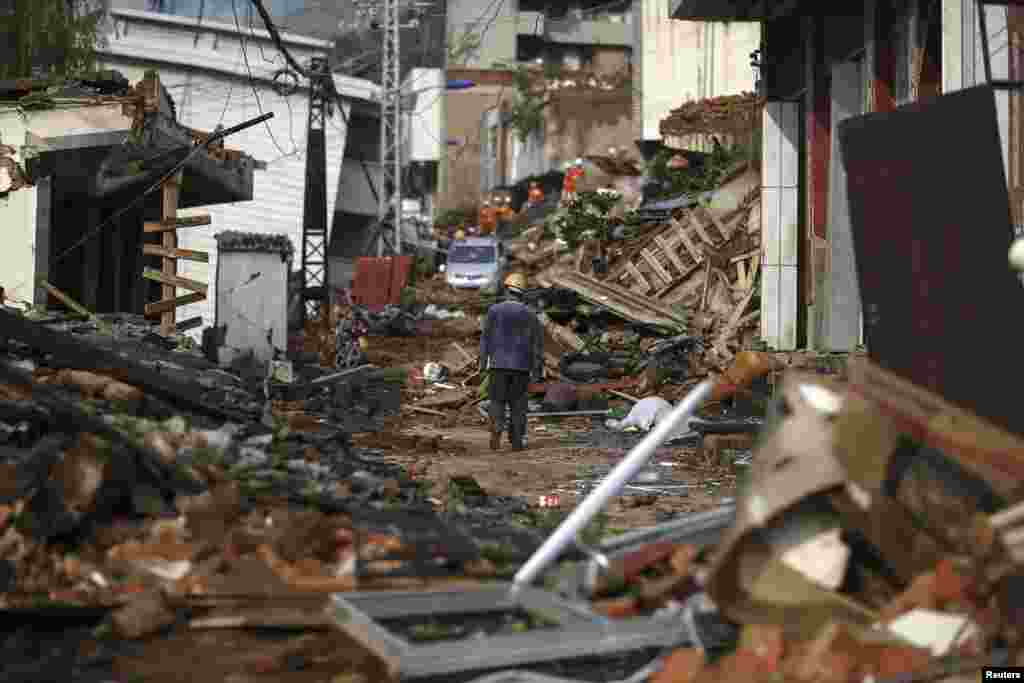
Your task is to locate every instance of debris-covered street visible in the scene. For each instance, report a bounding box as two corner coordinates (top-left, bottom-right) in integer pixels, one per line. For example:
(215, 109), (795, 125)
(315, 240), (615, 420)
(7, 0), (1024, 681)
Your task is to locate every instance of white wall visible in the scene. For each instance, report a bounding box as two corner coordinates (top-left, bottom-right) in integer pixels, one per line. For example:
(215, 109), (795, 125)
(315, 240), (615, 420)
(638, 0), (760, 141)
(0, 116), (38, 307)
(0, 104), (134, 307)
(99, 9), (374, 332)
(216, 250), (289, 365)
(404, 67), (443, 163)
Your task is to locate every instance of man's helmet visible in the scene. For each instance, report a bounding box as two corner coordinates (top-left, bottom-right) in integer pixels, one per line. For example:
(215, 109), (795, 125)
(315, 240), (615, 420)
(504, 272), (528, 293)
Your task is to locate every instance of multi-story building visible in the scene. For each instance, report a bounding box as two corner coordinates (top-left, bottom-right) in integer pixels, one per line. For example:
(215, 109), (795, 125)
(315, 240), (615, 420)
(440, 0), (636, 209)
(438, 0), (759, 211)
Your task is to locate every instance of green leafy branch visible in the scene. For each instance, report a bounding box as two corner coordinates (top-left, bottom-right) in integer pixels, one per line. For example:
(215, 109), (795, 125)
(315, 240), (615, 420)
(448, 30), (483, 65)
(647, 141), (750, 201)
(1, 0), (102, 80)
(546, 190), (622, 252)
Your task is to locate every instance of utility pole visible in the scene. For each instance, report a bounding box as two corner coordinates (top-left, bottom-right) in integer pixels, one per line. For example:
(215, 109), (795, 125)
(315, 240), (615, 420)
(300, 56), (331, 322)
(380, 0), (402, 256)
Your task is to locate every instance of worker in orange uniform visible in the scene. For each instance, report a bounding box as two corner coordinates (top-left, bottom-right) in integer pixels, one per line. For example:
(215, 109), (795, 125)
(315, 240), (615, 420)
(495, 192), (515, 221)
(479, 199), (498, 236)
(527, 181), (545, 207)
(562, 159), (585, 204)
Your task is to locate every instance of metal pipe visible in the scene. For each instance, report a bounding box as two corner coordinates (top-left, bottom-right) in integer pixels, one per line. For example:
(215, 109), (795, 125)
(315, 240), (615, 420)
(512, 380), (715, 588)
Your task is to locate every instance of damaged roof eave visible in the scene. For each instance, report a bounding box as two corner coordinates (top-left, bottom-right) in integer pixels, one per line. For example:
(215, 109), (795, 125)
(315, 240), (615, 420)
(12, 104), (134, 153)
(670, 0), (801, 21)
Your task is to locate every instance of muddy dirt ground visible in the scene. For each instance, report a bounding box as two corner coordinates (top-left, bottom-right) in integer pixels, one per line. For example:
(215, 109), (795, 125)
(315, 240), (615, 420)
(354, 313), (739, 533)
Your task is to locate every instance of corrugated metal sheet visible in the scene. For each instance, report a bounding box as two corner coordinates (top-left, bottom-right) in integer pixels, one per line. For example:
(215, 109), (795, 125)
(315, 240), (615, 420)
(351, 256), (413, 310)
(98, 62), (348, 333)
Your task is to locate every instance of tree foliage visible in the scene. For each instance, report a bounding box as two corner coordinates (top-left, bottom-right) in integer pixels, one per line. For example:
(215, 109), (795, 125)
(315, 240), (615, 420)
(1, 0), (103, 80)
(647, 142), (750, 200)
(545, 190), (622, 251)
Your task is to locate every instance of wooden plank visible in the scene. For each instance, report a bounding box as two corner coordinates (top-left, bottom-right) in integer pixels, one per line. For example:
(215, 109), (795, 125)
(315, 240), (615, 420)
(846, 357), (1024, 498)
(713, 285), (758, 353)
(655, 235), (687, 275)
(39, 280), (113, 334)
(640, 248), (672, 286)
(143, 212), (212, 233)
(144, 292), (206, 316)
(699, 206), (732, 241)
(175, 316), (204, 332)
(691, 213), (716, 246)
(143, 245), (210, 262)
(143, 268), (208, 294)
(159, 173), (183, 335)
(548, 271), (688, 329)
(625, 262), (652, 293)
(673, 215), (703, 262)
(729, 248), (762, 264)
(748, 253), (761, 289)
(544, 318), (586, 351)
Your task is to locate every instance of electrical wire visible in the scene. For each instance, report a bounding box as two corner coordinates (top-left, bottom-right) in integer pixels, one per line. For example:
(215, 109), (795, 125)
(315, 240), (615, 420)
(244, 0), (380, 204)
(231, 0), (298, 160)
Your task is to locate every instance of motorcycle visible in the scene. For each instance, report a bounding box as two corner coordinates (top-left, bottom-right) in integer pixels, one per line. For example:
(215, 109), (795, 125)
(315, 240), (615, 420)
(336, 306), (371, 369)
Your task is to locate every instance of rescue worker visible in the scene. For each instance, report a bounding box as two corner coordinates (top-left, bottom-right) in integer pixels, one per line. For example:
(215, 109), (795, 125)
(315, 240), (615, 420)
(527, 181), (545, 207)
(562, 158), (585, 204)
(479, 272), (544, 451)
(479, 198), (498, 236)
(495, 191), (515, 221)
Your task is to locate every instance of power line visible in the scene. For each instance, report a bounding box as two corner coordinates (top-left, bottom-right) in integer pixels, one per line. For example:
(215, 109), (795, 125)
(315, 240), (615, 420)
(231, 0), (297, 160)
(245, 0), (380, 206)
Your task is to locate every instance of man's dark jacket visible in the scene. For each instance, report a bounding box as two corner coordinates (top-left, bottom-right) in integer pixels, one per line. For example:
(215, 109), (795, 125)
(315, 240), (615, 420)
(480, 300), (544, 376)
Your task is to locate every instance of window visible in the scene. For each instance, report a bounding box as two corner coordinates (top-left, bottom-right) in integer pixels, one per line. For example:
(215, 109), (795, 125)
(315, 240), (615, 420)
(449, 245), (497, 264)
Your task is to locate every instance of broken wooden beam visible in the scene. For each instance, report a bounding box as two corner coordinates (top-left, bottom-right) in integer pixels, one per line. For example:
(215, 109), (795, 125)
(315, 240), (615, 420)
(0, 308), (244, 422)
(408, 405), (447, 417)
(143, 245), (210, 263)
(543, 318), (586, 352)
(144, 292), (206, 317)
(549, 270), (688, 329)
(38, 280), (110, 333)
(142, 268), (208, 294)
(143, 211), (212, 233)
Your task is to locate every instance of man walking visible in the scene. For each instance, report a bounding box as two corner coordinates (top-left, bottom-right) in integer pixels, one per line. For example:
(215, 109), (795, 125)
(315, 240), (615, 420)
(480, 273), (544, 451)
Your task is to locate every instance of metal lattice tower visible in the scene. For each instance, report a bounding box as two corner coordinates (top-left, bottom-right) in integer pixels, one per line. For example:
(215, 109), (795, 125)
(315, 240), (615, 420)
(300, 56), (331, 321)
(378, 0), (402, 256)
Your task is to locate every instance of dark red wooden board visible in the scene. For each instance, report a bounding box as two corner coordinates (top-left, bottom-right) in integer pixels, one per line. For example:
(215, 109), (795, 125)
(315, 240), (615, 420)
(838, 85), (1024, 437)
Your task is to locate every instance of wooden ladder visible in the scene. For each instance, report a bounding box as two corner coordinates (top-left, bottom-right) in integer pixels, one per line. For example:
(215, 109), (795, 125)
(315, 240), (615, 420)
(142, 171), (211, 335)
(612, 206), (738, 297)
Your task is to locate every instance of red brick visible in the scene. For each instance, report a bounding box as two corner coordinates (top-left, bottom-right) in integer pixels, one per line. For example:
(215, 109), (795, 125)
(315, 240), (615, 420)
(739, 623), (785, 673)
(880, 571), (938, 623)
(714, 648), (771, 683)
(793, 622), (864, 682)
(933, 558), (972, 605)
(872, 646), (932, 679)
(651, 648), (705, 683)
(592, 596), (640, 619)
